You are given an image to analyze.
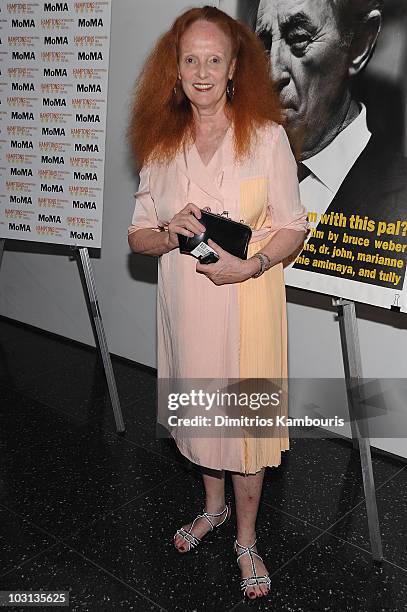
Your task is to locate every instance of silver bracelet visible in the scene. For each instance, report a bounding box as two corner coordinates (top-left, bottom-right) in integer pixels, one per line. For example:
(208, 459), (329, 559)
(251, 252), (271, 278)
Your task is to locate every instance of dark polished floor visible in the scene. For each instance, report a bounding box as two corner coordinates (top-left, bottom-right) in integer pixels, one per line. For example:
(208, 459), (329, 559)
(0, 316), (406, 611)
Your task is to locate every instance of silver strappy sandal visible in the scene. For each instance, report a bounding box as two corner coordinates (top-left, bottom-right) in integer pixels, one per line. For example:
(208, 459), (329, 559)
(234, 538), (271, 597)
(174, 503), (230, 552)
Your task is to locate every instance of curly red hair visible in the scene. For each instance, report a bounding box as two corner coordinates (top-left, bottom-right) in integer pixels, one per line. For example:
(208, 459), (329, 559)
(129, 6), (282, 168)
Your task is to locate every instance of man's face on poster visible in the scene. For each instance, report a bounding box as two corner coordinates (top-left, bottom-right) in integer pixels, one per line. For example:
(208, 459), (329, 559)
(256, 0), (351, 157)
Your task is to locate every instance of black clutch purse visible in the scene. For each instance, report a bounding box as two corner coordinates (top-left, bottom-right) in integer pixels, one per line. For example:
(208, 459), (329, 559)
(178, 210), (252, 264)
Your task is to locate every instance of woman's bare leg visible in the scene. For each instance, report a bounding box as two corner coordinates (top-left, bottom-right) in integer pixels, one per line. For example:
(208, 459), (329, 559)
(231, 468), (270, 598)
(174, 466), (227, 552)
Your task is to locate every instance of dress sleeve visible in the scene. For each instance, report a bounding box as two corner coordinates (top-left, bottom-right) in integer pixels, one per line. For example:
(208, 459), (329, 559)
(268, 124), (309, 233)
(127, 165), (160, 236)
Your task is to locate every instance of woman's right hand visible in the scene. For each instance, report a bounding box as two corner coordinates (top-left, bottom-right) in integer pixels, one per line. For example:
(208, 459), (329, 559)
(167, 203), (206, 250)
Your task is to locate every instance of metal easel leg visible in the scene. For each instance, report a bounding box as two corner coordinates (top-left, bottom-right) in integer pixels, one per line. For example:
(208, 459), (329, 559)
(75, 247), (125, 433)
(333, 297), (382, 562)
(0, 239), (5, 269)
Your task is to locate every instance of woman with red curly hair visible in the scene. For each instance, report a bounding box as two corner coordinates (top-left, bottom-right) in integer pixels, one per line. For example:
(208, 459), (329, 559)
(128, 5), (307, 599)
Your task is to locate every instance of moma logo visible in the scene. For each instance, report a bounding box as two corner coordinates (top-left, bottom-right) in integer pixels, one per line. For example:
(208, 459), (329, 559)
(10, 167), (33, 176)
(41, 155), (64, 164)
(78, 18), (103, 27)
(42, 127), (65, 136)
(43, 68), (68, 77)
(41, 183), (64, 193)
(73, 200), (96, 209)
(12, 51), (36, 60)
(11, 111), (34, 120)
(11, 82), (35, 92)
(44, 36), (68, 45)
(11, 19), (36, 27)
(42, 97), (66, 107)
(43, 2), (69, 11)
(70, 230), (93, 240)
(38, 213), (61, 223)
(10, 195), (32, 205)
(76, 83), (101, 93)
(77, 51), (103, 61)
(11, 140), (33, 149)
(74, 143), (99, 152)
(73, 171), (97, 181)
(75, 113), (100, 123)
(9, 223), (31, 232)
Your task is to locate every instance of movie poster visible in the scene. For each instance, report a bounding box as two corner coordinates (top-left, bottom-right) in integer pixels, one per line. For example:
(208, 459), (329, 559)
(220, 0), (407, 312)
(0, 0), (112, 249)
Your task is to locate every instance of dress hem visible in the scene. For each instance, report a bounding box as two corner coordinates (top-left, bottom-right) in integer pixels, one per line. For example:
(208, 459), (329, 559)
(173, 438), (290, 475)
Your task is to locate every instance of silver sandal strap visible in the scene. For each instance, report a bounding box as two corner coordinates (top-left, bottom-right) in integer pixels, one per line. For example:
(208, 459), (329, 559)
(193, 504), (229, 531)
(241, 576), (271, 590)
(235, 539), (270, 593)
(175, 528), (201, 548)
(174, 504), (229, 551)
(235, 539), (262, 563)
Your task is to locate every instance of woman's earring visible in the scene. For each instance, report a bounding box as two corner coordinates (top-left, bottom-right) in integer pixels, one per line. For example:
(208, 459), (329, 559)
(226, 78), (235, 102)
(173, 75), (181, 96)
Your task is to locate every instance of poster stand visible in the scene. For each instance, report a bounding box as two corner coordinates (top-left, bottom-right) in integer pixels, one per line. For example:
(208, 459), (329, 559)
(333, 297), (383, 562)
(0, 238), (125, 434)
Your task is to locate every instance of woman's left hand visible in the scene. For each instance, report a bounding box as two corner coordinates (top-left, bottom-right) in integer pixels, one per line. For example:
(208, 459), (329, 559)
(196, 239), (259, 285)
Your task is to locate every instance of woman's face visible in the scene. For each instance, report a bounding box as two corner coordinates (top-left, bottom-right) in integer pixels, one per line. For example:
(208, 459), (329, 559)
(178, 20), (236, 114)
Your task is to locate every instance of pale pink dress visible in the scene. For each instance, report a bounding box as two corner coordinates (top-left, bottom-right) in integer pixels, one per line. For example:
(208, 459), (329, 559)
(128, 122), (308, 474)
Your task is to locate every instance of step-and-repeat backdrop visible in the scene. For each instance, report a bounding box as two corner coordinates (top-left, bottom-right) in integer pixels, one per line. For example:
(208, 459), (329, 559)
(0, 1), (112, 249)
(221, 0), (407, 312)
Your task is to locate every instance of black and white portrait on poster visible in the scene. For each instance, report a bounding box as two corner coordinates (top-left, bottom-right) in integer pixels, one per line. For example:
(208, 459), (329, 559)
(220, 0), (407, 312)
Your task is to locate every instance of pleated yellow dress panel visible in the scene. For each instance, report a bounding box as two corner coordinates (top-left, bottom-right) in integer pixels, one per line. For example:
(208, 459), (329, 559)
(238, 178), (289, 473)
(128, 122), (308, 474)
